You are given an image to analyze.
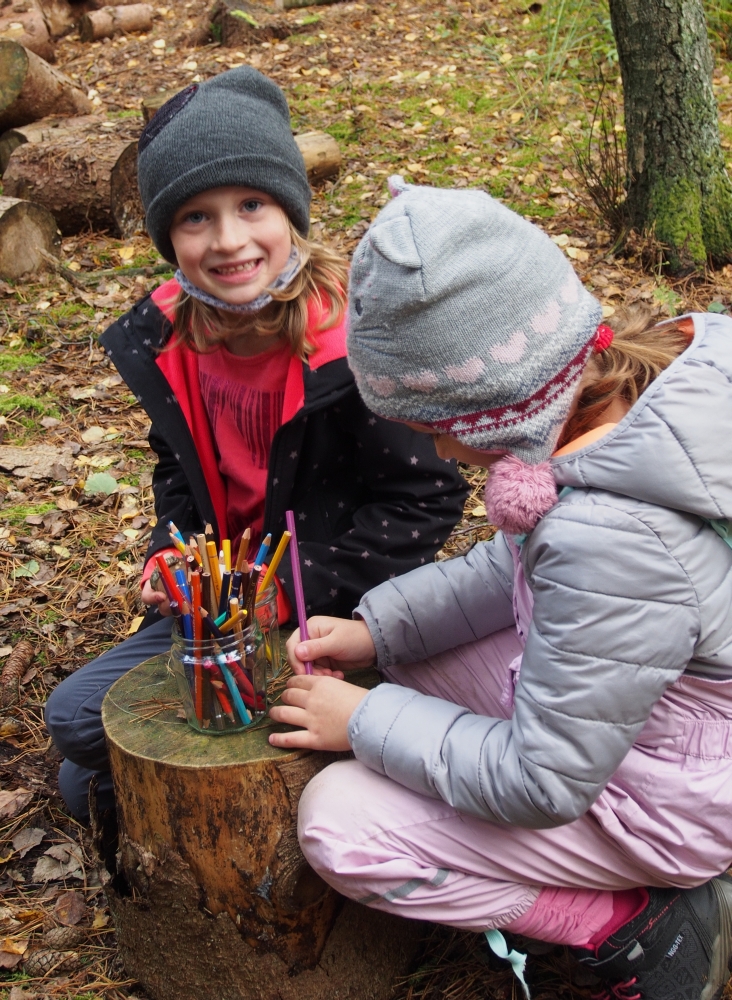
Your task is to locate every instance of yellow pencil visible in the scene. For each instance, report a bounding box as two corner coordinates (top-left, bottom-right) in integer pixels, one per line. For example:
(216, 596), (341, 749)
(222, 539), (231, 574)
(206, 540), (222, 604)
(257, 531), (291, 596)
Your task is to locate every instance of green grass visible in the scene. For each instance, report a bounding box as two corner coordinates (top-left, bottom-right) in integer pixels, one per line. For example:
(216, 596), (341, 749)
(0, 351), (44, 373)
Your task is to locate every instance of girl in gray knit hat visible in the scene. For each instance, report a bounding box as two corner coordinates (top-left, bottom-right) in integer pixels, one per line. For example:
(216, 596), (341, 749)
(269, 179), (732, 1000)
(44, 87), (469, 826)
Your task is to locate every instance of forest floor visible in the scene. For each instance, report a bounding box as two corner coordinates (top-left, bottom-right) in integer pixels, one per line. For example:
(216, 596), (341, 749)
(1, 0), (732, 996)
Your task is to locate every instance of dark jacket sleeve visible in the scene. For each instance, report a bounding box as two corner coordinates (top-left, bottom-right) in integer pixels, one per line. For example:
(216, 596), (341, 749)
(145, 427), (206, 565)
(277, 403), (468, 619)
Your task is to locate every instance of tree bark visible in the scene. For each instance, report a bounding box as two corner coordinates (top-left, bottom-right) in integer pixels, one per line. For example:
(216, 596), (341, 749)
(79, 3), (152, 41)
(0, 7), (55, 62)
(609, 0), (732, 271)
(0, 41), (91, 132)
(99, 653), (423, 1000)
(0, 196), (59, 281)
(36, 0), (77, 39)
(2, 117), (142, 235)
(0, 113), (98, 174)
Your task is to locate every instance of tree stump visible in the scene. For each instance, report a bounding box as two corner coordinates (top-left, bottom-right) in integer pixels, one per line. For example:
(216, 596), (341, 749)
(209, 0), (293, 45)
(100, 653), (423, 1000)
(0, 6), (55, 62)
(0, 41), (91, 132)
(0, 195), (60, 280)
(79, 3), (152, 41)
(2, 116), (143, 235)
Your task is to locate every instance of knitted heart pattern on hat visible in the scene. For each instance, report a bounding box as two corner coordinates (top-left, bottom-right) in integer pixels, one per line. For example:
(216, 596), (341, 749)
(347, 177), (602, 464)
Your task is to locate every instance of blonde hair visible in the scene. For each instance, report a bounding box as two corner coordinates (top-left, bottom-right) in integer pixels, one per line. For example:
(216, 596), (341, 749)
(168, 221), (348, 359)
(560, 305), (693, 445)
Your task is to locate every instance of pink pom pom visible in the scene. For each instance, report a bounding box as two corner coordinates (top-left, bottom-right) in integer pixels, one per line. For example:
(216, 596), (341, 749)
(485, 456), (558, 535)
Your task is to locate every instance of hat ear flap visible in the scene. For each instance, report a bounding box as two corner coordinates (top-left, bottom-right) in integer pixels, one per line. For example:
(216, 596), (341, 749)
(369, 216), (422, 269)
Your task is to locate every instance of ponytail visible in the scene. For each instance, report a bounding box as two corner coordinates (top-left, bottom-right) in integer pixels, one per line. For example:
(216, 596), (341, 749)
(560, 306), (693, 445)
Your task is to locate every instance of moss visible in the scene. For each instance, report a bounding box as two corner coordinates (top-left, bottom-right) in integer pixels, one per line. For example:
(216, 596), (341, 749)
(0, 351), (43, 372)
(4, 502), (55, 525)
(0, 393), (59, 417)
(647, 173), (706, 269)
(700, 168), (732, 260)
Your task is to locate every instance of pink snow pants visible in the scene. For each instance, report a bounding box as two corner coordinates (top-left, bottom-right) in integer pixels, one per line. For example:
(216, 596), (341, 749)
(298, 627), (732, 933)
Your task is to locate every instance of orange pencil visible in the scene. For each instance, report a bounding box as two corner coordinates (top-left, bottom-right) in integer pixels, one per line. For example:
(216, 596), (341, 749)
(235, 528), (251, 572)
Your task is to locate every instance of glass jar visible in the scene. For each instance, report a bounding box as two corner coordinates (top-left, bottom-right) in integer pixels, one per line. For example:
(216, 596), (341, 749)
(255, 582), (281, 678)
(169, 623), (268, 734)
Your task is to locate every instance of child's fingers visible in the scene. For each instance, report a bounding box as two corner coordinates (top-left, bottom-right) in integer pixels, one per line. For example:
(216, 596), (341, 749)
(268, 703), (309, 728)
(268, 727), (318, 750)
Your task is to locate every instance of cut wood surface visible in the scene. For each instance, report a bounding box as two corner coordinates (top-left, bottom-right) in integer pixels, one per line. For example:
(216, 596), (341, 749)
(101, 654), (421, 1000)
(0, 195), (60, 280)
(2, 116), (142, 235)
(0, 6), (55, 62)
(0, 40), (91, 132)
(79, 2), (152, 41)
(209, 0), (292, 45)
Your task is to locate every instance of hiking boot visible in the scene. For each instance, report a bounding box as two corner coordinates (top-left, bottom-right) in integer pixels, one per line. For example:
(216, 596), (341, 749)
(571, 876), (732, 1000)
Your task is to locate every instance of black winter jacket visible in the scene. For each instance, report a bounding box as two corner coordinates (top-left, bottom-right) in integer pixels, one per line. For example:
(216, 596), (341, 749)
(100, 281), (468, 620)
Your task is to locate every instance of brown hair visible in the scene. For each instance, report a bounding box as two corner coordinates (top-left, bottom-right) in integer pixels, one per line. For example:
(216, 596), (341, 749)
(559, 305), (693, 446)
(165, 221), (349, 359)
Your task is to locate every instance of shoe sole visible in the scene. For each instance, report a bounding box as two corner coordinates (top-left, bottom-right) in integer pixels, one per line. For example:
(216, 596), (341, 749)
(702, 874), (732, 1000)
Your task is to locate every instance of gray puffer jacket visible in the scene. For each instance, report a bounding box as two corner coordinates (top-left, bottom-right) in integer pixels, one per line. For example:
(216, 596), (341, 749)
(348, 313), (732, 829)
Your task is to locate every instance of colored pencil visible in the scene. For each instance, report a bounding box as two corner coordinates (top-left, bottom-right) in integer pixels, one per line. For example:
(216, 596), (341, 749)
(284, 510), (314, 674)
(257, 531), (291, 596)
(235, 528), (251, 572)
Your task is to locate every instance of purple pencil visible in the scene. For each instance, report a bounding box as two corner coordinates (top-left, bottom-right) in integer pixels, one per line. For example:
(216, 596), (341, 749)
(285, 510), (314, 674)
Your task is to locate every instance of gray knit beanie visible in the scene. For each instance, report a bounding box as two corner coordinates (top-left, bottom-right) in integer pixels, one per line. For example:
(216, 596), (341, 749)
(347, 177), (603, 464)
(137, 67), (311, 263)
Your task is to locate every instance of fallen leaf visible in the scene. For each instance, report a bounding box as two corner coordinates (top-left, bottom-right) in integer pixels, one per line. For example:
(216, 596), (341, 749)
(20, 667), (37, 685)
(602, 304), (616, 318)
(0, 718), (23, 737)
(80, 426), (106, 445)
(56, 497), (79, 511)
(471, 504), (487, 517)
(414, 70), (430, 82)
(118, 247), (135, 261)
(53, 891), (87, 927)
(12, 829), (44, 858)
(0, 646), (12, 657)
(51, 546), (71, 559)
(566, 246), (589, 262)
(13, 560), (40, 580)
(551, 233), (570, 246)
(92, 908), (110, 929)
(0, 445), (74, 481)
(0, 788), (33, 820)
(0, 950), (23, 970)
(404, 31), (417, 40)
(127, 615), (145, 635)
(33, 845), (83, 882)
(83, 472), (118, 496)
(429, 104), (445, 116)
(0, 937), (28, 955)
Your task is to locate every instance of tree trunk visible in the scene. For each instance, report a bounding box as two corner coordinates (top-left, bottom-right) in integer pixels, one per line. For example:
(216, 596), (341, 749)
(79, 3), (152, 41)
(2, 117), (142, 235)
(0, 7), (55, 62)
(99, 653), (423, 1000)
(609, 0), (732, 271)
(109, 137), (144, 236)
(295, 131), (341, 182)
(0, 113), (98, 174)
(0, 196), (60, 280)
(0, 41), (91, 132)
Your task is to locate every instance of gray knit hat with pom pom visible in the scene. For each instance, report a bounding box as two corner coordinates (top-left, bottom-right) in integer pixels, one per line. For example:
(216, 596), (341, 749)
(347, 177), (603, 464)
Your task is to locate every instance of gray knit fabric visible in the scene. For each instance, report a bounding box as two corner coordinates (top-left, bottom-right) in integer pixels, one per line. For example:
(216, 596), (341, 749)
(347, 177), (602, 463)
(137, 67), (311, 263)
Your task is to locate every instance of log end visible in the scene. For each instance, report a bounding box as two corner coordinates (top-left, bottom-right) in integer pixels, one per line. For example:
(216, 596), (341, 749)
(0, 197), (60, 280)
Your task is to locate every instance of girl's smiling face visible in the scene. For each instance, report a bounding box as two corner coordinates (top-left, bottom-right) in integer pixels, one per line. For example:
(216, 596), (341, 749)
(169, 186), (292, 306)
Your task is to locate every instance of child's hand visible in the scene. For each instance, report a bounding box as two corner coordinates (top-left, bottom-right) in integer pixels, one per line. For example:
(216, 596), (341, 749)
(141, 578), (172, 616)
(268, 675), (368, 751)
(286, 617), (376, 676)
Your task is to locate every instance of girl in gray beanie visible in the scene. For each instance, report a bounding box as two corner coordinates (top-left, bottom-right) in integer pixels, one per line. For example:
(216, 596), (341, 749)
(269, 178), (732, 1000)
(45, 85), (469, 826)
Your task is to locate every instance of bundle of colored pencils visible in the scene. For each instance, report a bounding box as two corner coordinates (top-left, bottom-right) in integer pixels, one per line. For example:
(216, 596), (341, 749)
(155, 522), (292, 731)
